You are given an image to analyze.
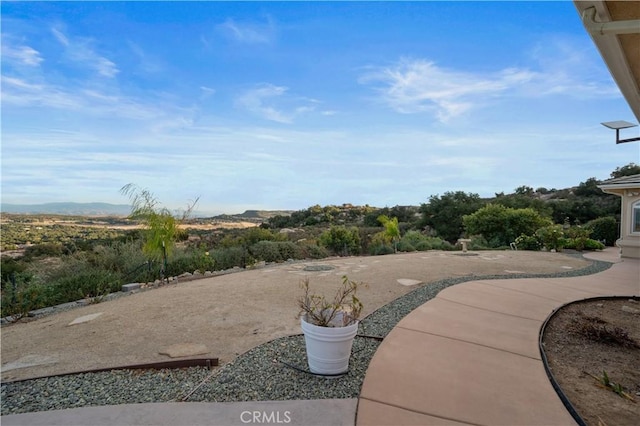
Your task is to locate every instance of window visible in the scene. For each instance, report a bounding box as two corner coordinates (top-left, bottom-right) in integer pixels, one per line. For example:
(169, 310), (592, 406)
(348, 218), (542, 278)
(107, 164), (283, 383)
(633, 201), (640, 233)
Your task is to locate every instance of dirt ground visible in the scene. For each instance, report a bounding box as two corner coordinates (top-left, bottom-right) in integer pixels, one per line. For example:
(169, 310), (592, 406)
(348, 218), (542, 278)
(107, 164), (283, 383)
(0, 250), (591, 383)
(542, 298), (640, 426)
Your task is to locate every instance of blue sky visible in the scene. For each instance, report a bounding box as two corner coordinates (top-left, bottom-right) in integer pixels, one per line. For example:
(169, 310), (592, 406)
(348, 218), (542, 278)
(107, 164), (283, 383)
(2, 1), (638, 215)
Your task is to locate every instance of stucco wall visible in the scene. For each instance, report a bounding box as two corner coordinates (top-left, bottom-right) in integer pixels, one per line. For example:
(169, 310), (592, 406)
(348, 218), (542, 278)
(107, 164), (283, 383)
(618, 190), (640, 258)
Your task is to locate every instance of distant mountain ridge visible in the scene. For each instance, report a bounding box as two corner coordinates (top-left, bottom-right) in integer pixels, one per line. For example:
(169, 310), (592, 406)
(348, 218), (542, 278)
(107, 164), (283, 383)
(1, 202), (294, 220)
(1, 202), (132, 216)
(212, 210), (294, 220)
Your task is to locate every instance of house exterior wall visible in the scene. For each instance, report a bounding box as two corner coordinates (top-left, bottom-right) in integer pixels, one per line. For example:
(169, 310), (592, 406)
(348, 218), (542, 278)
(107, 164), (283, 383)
(619, 190), (640, 258)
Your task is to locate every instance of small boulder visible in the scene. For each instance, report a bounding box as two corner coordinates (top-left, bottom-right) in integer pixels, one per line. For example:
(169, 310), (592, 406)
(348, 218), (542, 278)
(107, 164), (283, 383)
(159, 343), (209, 358)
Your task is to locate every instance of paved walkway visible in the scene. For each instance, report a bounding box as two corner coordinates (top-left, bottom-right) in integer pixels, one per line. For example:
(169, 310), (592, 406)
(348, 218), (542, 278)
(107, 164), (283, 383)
(356, 248), (639, 425)
(3, 248), (638, 425)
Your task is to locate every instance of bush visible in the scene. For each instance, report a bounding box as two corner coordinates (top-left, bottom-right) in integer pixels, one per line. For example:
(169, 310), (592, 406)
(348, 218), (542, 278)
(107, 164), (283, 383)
(463, 204), (552, 248)
(584, 239), (606, 251)
(276, 241), (304, 261)
(24, 243), (64, 258)
(400, 231), (425, 248)
(89, 241), (148, 275)
(319, 226), (361, 256)
(369, 244), (395, 255)
(514, 234), (543, 251)
(250, 241), (282, 263)
(585, 217), (618, 246)
(396, 240), (416, 252)
(46, 268), (121, 304)
(164, 248), (215, 276)
(397, 231), (449, 251)
(536, 225), (565, 251)
(414, 241), (433, 251)
(1, 281), (47, 318)
(210, 247), (248, 270)
(564, 238), (605, 251)
(440, 240), (455, 251)
(565, 226), (591, 251)
(468, 235), (491, 250)
(299, 242), (330, 259)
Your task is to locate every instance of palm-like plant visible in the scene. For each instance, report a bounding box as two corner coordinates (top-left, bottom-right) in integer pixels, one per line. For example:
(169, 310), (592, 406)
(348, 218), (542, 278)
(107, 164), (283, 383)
(120, 184), (198, 273)
(377, 215), (400, 252)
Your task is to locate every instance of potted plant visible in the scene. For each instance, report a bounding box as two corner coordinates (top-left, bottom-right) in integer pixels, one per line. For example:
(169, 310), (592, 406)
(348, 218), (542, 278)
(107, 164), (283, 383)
(298, 275), (366, 375)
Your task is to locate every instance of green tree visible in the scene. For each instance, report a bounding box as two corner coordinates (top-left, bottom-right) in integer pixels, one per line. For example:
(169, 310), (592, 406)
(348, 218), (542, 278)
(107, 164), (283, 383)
(419, 191), (485, 243)
(574, 177), (603, 197)
(585, 216), (618, 246)
(514, 185), (534, 196)
(318, 226), (361, 256)
(463, 204), (552, 247)
(610, 163), (640, 178)
(120, 184), (198, 272)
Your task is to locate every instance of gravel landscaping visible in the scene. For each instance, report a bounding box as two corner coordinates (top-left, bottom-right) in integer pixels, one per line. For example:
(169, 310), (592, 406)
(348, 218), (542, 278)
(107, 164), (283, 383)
(1, 255), (612, 416)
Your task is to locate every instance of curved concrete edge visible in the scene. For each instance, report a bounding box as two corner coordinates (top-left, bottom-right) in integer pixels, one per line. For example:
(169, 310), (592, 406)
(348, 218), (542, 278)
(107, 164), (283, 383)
(357, 248), (639, 425)
(1, 399), (358, 426)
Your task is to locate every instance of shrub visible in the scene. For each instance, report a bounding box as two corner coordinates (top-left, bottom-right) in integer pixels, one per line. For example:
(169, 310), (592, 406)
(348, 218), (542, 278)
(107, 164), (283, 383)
(463, 204), (552, 248)
(24, 243), (64, 258)
(536, 225), (565, 251)
(400, 231), (426, 248)
(584, 239), (605, 251)
(440, 240), (455, 251)
(276, 241), (304, 261)
(514, 234), (543, 251)
(1, 257), (28, 283)
(210, 247), (248, 270)
(89, 241), (148, 275)
(1, 281), (47, 318)
(46, 268), (121, 304)
(468, 235), (491, 250)
(250, 241), (282, 263)
(396, 240), (416, 252)
(565, 226), (591, 251)
(164, 248), (215, 276)
(414, 241), (434, 251)
(299, 242), (330, 259)
(585, 217), (618, 246)
(243, 227), (284, 245)
(369, 244), (394, 255)
(319, 226), (361, 256)
(564, 238), (605, 251)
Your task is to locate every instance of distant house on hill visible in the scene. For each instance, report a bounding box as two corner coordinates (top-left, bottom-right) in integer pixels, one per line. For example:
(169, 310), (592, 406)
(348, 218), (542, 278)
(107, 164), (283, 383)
(598, 174), (640, 258)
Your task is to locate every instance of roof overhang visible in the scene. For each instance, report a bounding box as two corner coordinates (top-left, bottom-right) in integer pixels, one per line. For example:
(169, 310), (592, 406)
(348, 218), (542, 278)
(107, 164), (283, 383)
(597, 173), (640, 195)
(574, 1), (640, 121)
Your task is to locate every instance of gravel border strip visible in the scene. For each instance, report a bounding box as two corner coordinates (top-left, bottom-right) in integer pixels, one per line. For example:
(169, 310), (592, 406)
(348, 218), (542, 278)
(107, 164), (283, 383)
(1, 254), (613, 415)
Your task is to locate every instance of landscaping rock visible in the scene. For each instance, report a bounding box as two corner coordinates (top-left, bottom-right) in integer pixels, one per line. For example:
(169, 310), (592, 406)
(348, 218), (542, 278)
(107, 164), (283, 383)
(68, 313), (103, 326)
(397, 279), (422, 286)
(122, 283), (141, 292)
(159, 343), (209, 358)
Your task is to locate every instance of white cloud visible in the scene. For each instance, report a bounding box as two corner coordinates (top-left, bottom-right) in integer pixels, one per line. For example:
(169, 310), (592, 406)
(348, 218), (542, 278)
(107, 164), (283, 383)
(51, 27), (69, 46)
(522, 36), (620, 98)
(359, 59), (535, 122)
(2, 43), (43, 66)
(235, 83), (318, 124)
(360, 37), (620, 123)
(1, 75), (169, 121)
(50, 27), (119, 78)
(217, 16), (276, 44)
(199, 86), (216, 98)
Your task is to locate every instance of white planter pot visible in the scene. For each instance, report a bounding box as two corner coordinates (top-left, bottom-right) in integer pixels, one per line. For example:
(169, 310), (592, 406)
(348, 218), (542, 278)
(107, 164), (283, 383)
(300, 315), (358, 375)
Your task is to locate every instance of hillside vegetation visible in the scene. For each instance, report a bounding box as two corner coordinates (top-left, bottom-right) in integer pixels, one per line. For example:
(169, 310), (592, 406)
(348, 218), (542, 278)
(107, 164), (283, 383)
(1, 163), (637, 319)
